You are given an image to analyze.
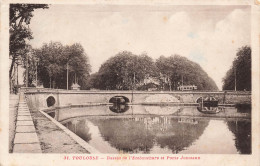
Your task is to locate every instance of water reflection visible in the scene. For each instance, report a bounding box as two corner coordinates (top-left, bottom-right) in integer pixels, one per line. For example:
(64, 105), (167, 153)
(49, 105), (250, 122)
(62, 116), (209, 153)
(64, 119), (92, 142)
(48, 105), (251, 154)
(236, 105), (251, 113)
(178, 117), (198, 124)
(227, 120), (251, 154)
(109, 96), (130, 113)
(197, 106), (221, 114)
(144, 106), (182, 115)
(180, 120), (238, 154)
(109, 103), (129, 113)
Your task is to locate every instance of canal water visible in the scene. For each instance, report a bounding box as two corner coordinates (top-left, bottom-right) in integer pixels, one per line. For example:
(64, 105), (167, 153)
(48, 105), (251, 154)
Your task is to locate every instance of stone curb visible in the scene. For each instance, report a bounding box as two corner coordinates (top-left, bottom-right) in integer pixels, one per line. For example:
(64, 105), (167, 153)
(13, 93), (42, 153)
(39, 109), (101, 154)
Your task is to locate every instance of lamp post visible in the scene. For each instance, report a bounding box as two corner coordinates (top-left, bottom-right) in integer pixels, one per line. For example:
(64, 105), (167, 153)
(67, 62), (69, 90)
(26, 53), (29, 87)
(234, 66), (237, 91)
(35, 57), (39, 87)
(131, 72), (135, 103)
(15, 61), (19, 86)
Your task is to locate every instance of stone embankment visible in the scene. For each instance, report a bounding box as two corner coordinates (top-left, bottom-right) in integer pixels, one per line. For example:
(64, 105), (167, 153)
(12, 93), (41, 153)
(10, 92), (90, 153)
(9, 94), (19, 152)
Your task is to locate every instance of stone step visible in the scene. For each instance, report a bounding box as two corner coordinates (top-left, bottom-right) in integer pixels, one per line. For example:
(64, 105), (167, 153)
(18, 112), (31, 116)
(14, 133), (40, 144)
(13, 144), (41, 153)
(18, 106), (28, 108)
(18, 111), (30, 113)
(16, 126), (36, 133)
(18, 109), (29, 111)
(16, 121), (34, 126)
(17, 116), (32, 121)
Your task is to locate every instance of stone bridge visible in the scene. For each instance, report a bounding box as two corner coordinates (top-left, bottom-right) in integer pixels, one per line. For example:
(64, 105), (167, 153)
(22, 88), (251, 110)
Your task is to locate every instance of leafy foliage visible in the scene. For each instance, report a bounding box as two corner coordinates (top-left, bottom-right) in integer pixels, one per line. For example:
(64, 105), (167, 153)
(32, 42), (91, 89)
(85, 72), (101, 90)
(222, 46), (251, 91)
(89, 52), (218, 90)
(9, 4), (49, 89)
(156, 55), (218, 90)
(91, 51), (158, 90)
(20, 45), (36, 87)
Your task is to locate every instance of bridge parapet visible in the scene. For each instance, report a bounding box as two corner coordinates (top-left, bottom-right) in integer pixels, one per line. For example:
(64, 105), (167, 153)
(21, 87), (251, 95)
(22, 88), (251, 111)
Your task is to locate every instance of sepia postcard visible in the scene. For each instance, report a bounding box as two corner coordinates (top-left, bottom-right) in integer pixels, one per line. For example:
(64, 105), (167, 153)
(0, 0), (260, 166)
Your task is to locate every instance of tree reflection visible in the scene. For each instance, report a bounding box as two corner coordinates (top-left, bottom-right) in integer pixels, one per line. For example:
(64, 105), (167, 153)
(89, 117), (209, 153)
(197, 106), (220, 114)
(226, 120), (251, 154)
(109, 103), (129, 113)
(63, 120), (92, 142)
(90, 118), (155, 153)
(155, 118), (209, 153)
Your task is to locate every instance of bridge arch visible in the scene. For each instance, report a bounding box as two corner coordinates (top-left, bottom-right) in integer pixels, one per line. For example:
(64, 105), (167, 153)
(46, 94), (56, 107)
(109, 96), (130, 103)
(196, 96), (203, 103)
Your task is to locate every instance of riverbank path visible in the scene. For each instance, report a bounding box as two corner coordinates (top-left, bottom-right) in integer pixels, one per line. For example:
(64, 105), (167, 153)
(9, 94), (19, 152)
(12, 92), (42, 153)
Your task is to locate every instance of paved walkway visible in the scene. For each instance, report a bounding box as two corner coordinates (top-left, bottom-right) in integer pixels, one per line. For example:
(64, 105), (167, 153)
(9, 94), (19, 152)
(13, 93), (42, 153)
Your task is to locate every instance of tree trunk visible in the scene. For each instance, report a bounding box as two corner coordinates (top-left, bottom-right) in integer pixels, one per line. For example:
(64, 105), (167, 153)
(50, 77), (51, 88)
(26, 53), (28, 87)
(17, 17), (24, 28)
(9, 56), (16, 93)
(9, 56), (15, 80)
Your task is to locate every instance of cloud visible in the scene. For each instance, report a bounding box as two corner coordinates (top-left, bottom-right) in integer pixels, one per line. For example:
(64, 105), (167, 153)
(28, 5), (250, 89)
(197, 9), (250, 88)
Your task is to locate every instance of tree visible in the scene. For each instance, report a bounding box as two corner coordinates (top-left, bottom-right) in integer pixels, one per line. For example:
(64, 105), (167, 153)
(90, 52), (217, 91)
(32, 42), (91, 89)
(64, 43), (91, 89)
(156, 55), (218, 90)
(20, 45), (36, 87)
(94, 51), (158, 90)
(85, 72), (101, 90)
(9, 4), (49, 90)
(222, 46), (251, 91)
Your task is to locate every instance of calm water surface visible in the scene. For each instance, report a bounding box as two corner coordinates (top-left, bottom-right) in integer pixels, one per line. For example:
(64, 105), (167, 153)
(48, 105), (251, 154)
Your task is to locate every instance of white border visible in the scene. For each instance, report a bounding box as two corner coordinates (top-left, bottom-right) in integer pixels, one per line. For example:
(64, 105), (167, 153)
(1, 0), (259, 166)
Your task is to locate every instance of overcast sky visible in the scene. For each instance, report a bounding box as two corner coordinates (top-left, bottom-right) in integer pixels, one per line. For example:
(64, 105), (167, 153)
(27, 5), (250, 89)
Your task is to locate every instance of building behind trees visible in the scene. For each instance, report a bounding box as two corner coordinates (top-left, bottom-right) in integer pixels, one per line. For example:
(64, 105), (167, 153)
(87, 51), (218, 91)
